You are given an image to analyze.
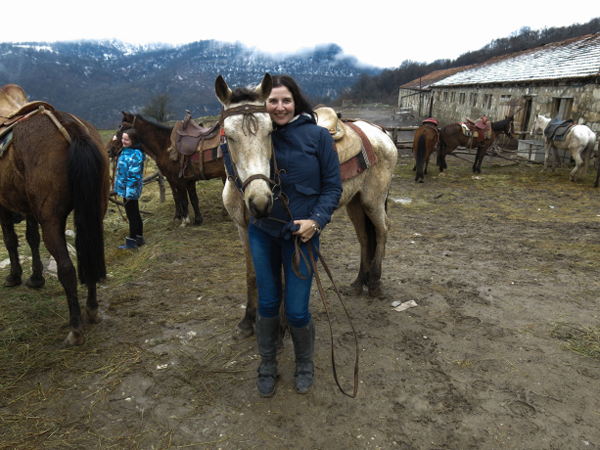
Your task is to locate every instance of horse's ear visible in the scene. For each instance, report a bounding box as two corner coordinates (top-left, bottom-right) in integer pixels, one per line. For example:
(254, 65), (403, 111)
(215, 75), (232, 106)
(257, 73), (273, 103)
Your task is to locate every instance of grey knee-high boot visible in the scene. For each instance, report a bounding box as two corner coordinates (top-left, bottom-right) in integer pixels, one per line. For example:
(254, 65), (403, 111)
(289, 319), (315, 394)
(255, 314), (280, 397)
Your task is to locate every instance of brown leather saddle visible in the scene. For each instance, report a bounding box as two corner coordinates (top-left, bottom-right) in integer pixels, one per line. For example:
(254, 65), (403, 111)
(168, 110), (223, 179)
(315, 107), (378, 181)
(0, 84), (59, 156)
(462, 116), (490, 142)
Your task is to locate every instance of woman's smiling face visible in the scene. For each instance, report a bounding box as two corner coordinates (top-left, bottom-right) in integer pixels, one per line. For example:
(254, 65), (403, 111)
(266, 86), (296, 126)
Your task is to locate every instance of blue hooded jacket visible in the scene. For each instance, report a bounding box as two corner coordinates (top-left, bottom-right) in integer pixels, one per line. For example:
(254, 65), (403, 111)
(250, 113), (342, 237)
(114, 144), (146, 200)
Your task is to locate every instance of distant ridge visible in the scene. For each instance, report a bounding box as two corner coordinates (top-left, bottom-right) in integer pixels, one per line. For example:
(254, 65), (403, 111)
(0, 39), (380, 128)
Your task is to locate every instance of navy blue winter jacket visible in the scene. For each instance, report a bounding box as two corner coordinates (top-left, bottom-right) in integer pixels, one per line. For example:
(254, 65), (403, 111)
(250, 113), (342, 237)
(114, 144), (146, 200)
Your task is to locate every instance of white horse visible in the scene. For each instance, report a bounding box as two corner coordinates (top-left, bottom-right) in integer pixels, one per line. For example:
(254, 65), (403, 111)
(214, 73), (398, 338)
(530, 114), (597, 181)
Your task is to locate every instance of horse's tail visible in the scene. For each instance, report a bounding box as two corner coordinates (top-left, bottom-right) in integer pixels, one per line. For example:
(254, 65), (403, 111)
(415, 134), (426, 181)
(67, 132), (108, 285)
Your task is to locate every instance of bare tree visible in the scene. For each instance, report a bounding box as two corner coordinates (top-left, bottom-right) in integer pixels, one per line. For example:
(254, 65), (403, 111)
(141, 93), (174, 122)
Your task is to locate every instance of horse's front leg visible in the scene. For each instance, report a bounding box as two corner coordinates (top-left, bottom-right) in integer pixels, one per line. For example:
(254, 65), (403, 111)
(25, 215), (45, 288)
(186, 181), (203, 226)
(236, 223), (258, 338)
(472, 147), (486, 174)
(541, 141), (551, 173)
(0, 208), (23, 287)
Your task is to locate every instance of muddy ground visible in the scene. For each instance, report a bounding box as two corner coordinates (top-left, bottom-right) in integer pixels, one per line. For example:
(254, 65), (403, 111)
(1, 107), (600, 450)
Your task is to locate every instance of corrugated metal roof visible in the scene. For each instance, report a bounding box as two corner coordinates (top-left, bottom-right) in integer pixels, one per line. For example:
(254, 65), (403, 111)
(399, 66), (472, 90)
(432, 33), (600, 87)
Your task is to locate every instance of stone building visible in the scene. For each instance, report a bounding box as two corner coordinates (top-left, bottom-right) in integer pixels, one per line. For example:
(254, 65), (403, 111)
(397, 66), (471, 117)
(399, 33), (600, 138)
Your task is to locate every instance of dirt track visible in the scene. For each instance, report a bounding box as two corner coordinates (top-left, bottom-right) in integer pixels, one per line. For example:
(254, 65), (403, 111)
(1, 108), (600, 450)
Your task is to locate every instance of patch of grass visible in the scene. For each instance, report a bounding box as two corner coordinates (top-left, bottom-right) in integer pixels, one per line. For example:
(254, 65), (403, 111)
(564, 326), (600, 361)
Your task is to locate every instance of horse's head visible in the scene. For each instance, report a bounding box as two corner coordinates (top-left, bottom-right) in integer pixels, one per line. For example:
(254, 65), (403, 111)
(505, 115), (515, 139)
(215, 73), (274, 219)
(530, 114), (549, 136)
(106, 112), (135, 158)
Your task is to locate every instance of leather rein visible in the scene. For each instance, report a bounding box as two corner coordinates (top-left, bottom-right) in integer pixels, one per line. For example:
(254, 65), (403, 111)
(221, 104), (360, 398)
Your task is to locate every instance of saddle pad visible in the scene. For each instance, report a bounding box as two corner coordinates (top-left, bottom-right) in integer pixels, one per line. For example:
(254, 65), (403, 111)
(339, 122), (377, 181)
(0, 130), (12, 158)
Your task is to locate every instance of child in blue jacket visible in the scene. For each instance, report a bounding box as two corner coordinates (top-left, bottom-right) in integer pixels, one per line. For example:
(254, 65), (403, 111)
(114, 128), (146, 249)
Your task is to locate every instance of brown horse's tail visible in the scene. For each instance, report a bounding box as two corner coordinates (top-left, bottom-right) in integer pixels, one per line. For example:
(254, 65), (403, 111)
(67, 133), (108, 285)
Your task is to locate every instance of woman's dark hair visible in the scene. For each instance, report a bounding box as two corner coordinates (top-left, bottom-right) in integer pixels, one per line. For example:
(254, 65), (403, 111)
(271, 75), (315, 118)
(123, 128), (140, 146)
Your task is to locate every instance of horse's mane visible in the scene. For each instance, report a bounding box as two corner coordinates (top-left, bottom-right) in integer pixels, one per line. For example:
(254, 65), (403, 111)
(491, 117), (512, 130)
(130, 114), (172, 131)
(229, 87), (261, 104)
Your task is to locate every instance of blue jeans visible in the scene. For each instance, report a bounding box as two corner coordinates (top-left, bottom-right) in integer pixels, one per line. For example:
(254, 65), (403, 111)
(248, 224), (319, 328)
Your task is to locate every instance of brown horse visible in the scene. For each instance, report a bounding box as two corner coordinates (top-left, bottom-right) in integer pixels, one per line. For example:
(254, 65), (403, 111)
(108, 112), (226, 226)
(437, 116), (514, 174)
(413, 121), (439, 182)
(0, 110), (110, 346)
(215, 74), (398, 338)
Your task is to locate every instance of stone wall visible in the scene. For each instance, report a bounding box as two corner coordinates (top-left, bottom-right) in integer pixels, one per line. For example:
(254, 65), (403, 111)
(428, 81), (600, 136)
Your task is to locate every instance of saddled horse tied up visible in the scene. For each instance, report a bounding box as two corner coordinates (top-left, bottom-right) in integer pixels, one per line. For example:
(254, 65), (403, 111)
(530, 114), (597, 182)
(412, 118), (439, 183)
(215, 73), (398, 338)
(437, 115), (514, 174)
(107, 112), (226, 227)
(0, 84), (110, 346)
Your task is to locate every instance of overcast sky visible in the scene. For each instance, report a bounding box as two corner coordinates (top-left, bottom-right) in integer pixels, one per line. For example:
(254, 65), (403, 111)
(1, 1), (598, 68)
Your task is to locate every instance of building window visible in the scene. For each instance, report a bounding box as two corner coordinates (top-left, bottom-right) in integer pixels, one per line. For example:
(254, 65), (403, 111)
(459, 93), (466, 104)
(552, 97), (573, 119)
(443, 91), (448, 101)
(483, 94), (492, 108)
(450, 92), (456, 102)
(470, 93), (478, 107)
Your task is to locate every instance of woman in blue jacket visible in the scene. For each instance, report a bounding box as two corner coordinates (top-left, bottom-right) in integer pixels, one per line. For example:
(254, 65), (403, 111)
(114, 128), (146, 250)
(250, 75), (342, 397)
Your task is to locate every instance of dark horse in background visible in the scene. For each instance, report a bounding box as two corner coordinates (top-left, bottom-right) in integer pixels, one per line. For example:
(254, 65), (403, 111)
(437, 115), (515, 174)
(0, 100), (110, 346)
(413, 119), (439, 182)
(108, 112), (226, 226)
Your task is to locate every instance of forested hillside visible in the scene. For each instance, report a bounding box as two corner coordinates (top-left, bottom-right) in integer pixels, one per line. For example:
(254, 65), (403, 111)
(340, 17), (600, 105)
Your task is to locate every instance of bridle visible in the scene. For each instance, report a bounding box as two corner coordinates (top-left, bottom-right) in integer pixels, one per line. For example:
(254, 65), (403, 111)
(219, 103), (277, 194)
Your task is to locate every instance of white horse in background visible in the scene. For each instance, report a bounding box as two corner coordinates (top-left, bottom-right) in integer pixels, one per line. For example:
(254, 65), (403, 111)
(530, 114), (597, 181)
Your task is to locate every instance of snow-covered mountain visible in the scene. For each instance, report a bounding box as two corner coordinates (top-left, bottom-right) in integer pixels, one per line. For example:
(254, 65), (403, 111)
(0, 39), (380, 128)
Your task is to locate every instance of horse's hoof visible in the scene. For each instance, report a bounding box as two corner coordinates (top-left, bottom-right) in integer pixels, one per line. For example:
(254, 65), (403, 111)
(234, 320), (254, 340)
(342, 282), (364, 297)
(64, 330), (85, 347)
(367, 282), (383, 298)
(26, 277), (45, 289)
(192, 218), (204, 226)
(86, 309), (102, 325)
(417, 179), (424, 183)
(234, 326), (254, 340)
(4, 276), (22, 287)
